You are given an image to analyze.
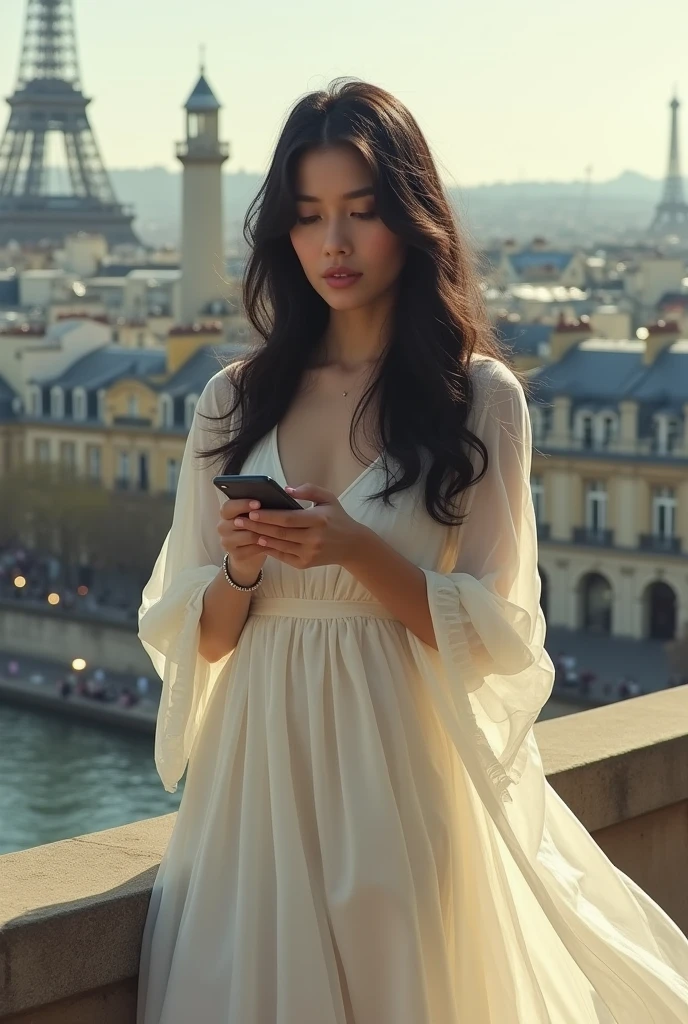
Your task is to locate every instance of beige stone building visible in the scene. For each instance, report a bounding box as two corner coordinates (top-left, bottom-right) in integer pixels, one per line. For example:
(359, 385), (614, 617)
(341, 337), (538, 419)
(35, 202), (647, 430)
(528, 319), (688, 642)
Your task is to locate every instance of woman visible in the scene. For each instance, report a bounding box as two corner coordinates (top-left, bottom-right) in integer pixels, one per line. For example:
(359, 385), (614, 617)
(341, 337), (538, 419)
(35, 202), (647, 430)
(137, 80), (688, 1022)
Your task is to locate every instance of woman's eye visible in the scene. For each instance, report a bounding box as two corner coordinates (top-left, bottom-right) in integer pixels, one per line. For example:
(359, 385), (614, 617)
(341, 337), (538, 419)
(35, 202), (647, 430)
(296, 211), (377, 225)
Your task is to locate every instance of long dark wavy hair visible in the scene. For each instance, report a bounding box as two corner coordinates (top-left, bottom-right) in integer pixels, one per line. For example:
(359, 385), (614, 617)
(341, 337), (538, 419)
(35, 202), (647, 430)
(199, 78), (512, 526)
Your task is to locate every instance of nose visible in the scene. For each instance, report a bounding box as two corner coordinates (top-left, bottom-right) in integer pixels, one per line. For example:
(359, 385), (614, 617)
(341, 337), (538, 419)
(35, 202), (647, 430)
(323, 216), (352, 258)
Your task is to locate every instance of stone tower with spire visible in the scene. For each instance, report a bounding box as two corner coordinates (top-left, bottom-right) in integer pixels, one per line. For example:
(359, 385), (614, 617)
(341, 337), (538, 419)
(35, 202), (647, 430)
(175, 62), (229, 325)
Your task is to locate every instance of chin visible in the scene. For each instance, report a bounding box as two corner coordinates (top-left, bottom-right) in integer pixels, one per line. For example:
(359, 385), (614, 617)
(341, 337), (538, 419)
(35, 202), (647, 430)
(317, 285), (379, 312)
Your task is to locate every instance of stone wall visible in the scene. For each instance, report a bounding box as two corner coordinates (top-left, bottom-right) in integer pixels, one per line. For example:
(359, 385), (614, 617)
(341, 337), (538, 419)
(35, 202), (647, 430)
(1, 688), (687, 1022)
(0, 601), (151, 676)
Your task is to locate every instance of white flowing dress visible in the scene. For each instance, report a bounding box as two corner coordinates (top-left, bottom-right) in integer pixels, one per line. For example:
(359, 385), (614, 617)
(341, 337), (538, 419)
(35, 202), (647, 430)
(136, 355), (688, 1024)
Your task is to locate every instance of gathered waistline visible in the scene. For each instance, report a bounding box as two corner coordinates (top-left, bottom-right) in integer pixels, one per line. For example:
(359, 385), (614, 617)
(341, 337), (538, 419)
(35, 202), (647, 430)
(248, 597), (399, 621)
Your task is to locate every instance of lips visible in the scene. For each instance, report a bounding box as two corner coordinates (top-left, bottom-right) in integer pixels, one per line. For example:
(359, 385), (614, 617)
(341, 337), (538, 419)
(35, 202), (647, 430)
(322, 267), (361, 279)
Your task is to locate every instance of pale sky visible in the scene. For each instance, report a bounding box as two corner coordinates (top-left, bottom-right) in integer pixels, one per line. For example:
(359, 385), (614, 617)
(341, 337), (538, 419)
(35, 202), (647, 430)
(1, 0), (687, 187)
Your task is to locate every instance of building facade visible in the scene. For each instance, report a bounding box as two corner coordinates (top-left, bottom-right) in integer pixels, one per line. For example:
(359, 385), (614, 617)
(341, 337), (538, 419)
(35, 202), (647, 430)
(0, 321), (249, 496)
(528, 321), (688, 642)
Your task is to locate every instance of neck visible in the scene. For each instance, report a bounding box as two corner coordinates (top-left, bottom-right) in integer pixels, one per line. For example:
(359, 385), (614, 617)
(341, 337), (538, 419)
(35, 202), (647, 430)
(318, 289), (396, 370)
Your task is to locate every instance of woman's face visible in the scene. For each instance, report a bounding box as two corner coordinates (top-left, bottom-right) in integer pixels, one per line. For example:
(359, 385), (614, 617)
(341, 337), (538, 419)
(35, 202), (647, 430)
(289, 144), (407, 312)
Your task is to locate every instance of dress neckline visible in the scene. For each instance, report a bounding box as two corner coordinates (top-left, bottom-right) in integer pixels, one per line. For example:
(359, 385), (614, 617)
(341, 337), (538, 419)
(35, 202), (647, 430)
(270, 424), (382, 504)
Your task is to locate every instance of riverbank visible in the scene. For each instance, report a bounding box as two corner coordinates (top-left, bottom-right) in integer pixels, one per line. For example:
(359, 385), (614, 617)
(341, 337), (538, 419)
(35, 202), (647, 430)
(0, 674), (156, 734)
(0, 659), (604, 737)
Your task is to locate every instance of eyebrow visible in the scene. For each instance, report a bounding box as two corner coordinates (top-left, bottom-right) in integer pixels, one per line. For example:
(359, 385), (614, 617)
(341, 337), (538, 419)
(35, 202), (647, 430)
(294, 186), (374, 202)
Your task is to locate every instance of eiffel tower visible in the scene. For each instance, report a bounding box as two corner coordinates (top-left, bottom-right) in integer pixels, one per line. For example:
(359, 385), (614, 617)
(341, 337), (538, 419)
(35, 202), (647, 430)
(649, 93), (688, 243)
(0, 0), (138, 247)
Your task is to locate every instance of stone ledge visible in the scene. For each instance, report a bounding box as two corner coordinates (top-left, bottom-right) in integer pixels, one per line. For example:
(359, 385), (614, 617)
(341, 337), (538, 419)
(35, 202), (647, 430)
(0, 816), (175, 1017)
(537, 686), (688, 831)
(1, 687), (687, 1019)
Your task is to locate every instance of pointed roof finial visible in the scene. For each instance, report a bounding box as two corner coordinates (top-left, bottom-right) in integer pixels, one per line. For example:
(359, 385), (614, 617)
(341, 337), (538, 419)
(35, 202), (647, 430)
(200, 43), (206, 75)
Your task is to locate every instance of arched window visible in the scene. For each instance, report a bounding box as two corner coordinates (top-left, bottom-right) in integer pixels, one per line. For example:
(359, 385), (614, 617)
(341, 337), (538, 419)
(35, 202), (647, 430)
(50, 386), (64, 419)
(73, 387), (87, 421)
(185, 394), (199, 430)
(596, 410), (618, 448)
(578, 572), (613, 633)
(652, 413), (681, 455)
(158, 394), (173, 429)
(28, 384), (42, 418)
(644, 581), (677, 640)
(573, 409), (595, 449)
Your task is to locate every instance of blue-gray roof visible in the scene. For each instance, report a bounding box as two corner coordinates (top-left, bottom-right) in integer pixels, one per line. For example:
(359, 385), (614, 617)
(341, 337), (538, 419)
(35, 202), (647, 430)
(509, 251), (574, 275)
(185, 73), (220, 112)
(34, 346), (166, 390)
(529, 339), (688, 409)
(495, 320), (553, 356)
(162, 343), (238, 398)
(32, 340), (245, 399)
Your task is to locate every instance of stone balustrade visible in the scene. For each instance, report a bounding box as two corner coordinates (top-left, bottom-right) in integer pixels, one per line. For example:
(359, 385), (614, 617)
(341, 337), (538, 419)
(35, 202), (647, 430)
(1, 687), (687, 1022)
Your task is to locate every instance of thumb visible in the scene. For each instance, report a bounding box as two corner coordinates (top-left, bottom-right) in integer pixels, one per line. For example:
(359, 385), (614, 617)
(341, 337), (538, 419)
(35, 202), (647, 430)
(286, 483), (337, 505)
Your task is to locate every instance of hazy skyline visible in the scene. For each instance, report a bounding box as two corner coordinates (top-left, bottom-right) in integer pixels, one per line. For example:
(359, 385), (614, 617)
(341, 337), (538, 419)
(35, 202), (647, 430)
(0, 0), (687, 188)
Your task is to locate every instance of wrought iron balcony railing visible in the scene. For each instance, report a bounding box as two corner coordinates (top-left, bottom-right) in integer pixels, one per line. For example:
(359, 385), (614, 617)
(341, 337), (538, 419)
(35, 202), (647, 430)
(639, 534), (682, 555)
(573, 527), (615, 547)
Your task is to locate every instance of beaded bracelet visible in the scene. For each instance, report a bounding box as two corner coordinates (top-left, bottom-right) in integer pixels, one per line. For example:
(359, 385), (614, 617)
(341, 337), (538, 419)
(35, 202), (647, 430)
(222, 553), (264, 592)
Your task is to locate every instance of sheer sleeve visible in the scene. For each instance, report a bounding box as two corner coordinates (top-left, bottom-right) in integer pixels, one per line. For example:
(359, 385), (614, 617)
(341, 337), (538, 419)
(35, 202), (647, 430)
(408, 357), (554, 804)
(138, 366), (236, 793)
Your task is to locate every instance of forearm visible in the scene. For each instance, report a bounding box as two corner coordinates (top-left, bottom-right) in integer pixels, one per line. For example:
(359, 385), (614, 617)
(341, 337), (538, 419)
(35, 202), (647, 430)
(198, 561), (256, 662)
(343, 526), (438, 649)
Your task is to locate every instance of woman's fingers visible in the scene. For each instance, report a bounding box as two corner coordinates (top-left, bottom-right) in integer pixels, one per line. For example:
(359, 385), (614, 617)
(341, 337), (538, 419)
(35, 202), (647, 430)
(235, 520), (293, 542)
(219, 498), (260, 519)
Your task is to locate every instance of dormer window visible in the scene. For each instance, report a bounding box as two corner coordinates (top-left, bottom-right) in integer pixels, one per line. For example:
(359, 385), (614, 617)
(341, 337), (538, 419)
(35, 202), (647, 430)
(73, 388), (87, 421)
(598, 412), (617, 448)
(185, 394), (199, 430)
(50, 386), (64, 419)
(652, 413), (680, 455)
(574, 410), (595, 449)
(127, 394), (139, 418)
(28, 385), (41, 417)
(158, 394), (173, 429)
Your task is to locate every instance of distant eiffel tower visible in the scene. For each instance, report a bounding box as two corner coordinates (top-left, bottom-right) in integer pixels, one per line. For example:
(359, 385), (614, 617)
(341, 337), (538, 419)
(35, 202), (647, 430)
(0, 0), (138, 247)
(649, 94), (688, 243)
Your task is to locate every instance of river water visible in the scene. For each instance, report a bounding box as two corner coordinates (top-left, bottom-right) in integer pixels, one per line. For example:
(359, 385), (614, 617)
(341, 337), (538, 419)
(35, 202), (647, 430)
(0, 697), (579, 856)
(0, 704), (182, 855)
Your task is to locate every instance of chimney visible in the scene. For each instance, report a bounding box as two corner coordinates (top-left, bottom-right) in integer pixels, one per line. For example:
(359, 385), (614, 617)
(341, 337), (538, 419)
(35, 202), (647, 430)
(548, 313), (592, 363)
(643, 320), (681, 365)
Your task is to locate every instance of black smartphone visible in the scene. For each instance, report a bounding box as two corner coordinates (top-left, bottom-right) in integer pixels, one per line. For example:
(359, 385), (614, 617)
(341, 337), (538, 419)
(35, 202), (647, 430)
(212, 474), (303, 510)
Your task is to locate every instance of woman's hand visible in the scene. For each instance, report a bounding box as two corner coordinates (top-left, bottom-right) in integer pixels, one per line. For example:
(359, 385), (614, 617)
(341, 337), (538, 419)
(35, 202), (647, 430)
(233, 484), (367, 570)
(217, 498), (268, 583)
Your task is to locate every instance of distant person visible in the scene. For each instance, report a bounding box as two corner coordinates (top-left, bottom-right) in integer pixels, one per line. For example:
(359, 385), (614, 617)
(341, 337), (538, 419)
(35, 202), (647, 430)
(56, 677), (71, 699)
(134, 81), (688, 1022)
(579, 668), (596, 698)
(627, 678), (641, 698)
(118, 687), (137, 708)
(136, 675), (150, 700)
